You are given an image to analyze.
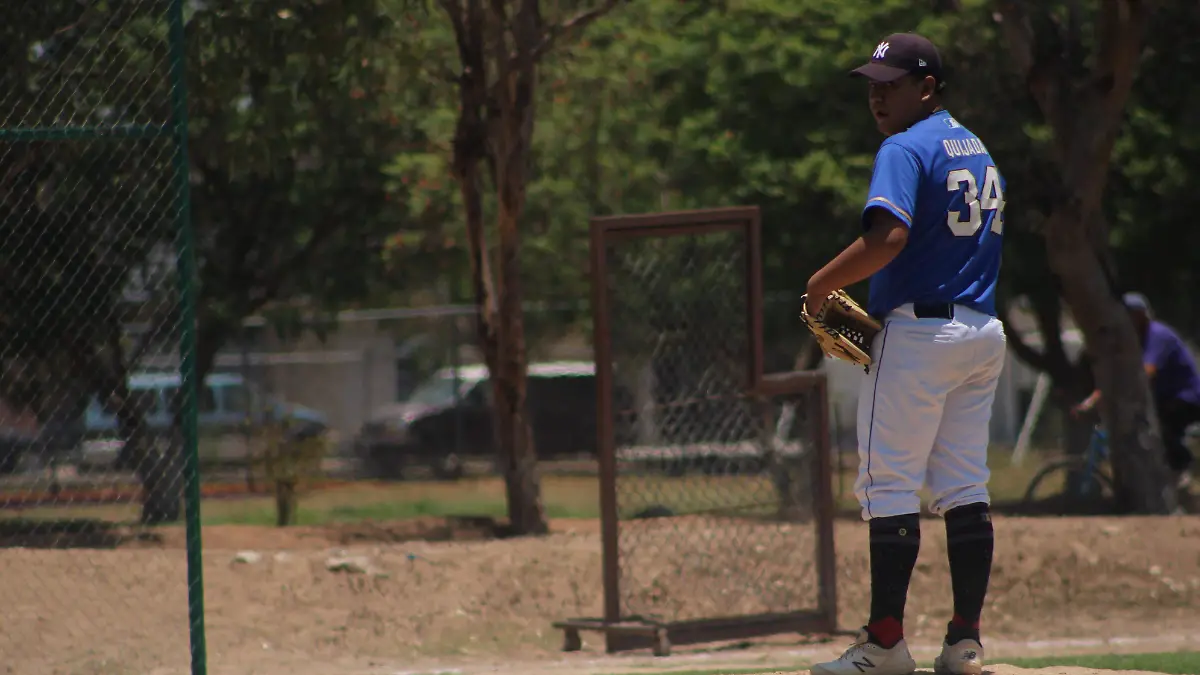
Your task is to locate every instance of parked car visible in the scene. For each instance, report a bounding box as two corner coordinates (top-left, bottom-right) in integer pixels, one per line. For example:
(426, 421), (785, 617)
(355, 361), (597, 479)
(76, 372), (329, 469)
(0, 372), (329, 474)
(0, 428), (39, 475)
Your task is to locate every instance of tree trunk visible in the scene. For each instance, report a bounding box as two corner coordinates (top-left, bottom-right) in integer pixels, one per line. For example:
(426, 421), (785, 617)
(996, 0), (1168, 512)
(489, 352), (547, 535)
(140, 435), (184, 525)
(490, 202), (548, 536)
(451, 91), (548, 536)
(442, 0), (625, 537)
(487, 5), (549, 535)
(145, 320), (228, 526)
(275, 479), (297, 527)
(634, 364), (658, 445)
(110, 379), (182, 525)
(74, 324), (183, 525)
(1043, 211), (1175, 513)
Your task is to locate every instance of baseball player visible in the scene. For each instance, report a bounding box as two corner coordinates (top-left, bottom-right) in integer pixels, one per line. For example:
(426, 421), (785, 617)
(1072, 292), (1200, 488)
(807, 33), (1006, 675)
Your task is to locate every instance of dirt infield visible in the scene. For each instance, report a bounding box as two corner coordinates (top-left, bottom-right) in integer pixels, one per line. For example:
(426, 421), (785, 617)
(773, 670), (1175, 675)
(0, 514), (1196, 675)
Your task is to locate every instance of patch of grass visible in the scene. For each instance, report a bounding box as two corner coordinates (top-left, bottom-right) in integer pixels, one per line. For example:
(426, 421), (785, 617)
(203, 493), (595, 527)
(999, 650), (1200, 674)
(198, 476), (603, 526)
(195, 473), (799, 526)
(1, 447), (1063, 529)
(206, 495), (508, 526)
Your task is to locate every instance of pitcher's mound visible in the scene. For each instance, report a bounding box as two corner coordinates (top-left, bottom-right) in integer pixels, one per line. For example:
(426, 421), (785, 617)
(783, 669), (1171, 675)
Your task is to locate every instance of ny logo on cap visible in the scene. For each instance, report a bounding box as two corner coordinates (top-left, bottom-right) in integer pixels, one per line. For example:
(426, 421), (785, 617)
(872, 41), (890, 59)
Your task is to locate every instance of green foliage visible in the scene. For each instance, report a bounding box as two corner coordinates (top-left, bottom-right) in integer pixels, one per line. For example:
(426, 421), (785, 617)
(524, 1), (1196, 363)
(5, 1), (441, 393)
(9, 0), (1195, 411)
(248, 419), (330, 527)
(185, 0), (410, 360)
(375, 4), (466, 303)
(373, 0), (1197, 377)
(0, 3), (183, 414)
(1106, 3), (1200, 335)
(0, 2), (174, 128)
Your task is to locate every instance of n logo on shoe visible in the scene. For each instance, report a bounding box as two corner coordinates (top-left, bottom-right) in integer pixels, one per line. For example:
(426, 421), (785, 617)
(851, 656), (876, 672)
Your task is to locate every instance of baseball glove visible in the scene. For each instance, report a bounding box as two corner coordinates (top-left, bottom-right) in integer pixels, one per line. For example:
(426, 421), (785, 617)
(799, 290), (883, 372)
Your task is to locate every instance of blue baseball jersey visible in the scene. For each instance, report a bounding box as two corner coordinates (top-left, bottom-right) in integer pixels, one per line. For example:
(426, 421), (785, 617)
(861, 109), (1005, 318)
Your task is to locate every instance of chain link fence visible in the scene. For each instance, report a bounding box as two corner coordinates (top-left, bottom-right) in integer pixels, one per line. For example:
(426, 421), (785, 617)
(0, 2), (205, 674)
(566, 207), (836, 655)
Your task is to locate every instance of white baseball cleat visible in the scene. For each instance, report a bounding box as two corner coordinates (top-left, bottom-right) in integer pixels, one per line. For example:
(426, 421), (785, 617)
(934, 638), (984, 675)
(810, 629), (917, 675)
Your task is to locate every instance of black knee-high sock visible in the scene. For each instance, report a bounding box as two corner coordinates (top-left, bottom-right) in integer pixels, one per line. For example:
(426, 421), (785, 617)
(866, 513), (921, 648)
(944, 502), (994, 645)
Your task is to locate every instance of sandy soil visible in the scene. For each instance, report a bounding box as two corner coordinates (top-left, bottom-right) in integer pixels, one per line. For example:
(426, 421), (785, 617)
(771, 670), (1176, 675)
(0, 514), (1196, 675)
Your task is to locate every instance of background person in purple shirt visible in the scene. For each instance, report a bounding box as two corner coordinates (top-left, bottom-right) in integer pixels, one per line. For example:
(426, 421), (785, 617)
(1073, 292), (1200, 485)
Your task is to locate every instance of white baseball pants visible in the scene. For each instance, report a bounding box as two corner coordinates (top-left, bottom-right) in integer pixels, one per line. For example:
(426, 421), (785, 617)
(854, 303), (1007, 520)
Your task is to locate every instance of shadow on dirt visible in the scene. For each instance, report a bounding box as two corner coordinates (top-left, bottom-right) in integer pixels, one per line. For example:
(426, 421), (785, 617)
(330, 514), (518, 545)
(0, 518), (163, 549)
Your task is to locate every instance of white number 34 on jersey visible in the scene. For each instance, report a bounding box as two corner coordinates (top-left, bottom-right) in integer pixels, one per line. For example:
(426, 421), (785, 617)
(946, 165), (1005, 236)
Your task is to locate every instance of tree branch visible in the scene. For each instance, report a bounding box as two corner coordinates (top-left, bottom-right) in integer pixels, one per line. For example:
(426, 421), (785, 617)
(256, 216), (346, 303)
(530, 0), (622, 62)
(995, 1), (1037, 76)
(197, 162), (253, 287)
(489, 0), (513, 104)
(126, 307), (178, 368)
(1056, 0), (1150, 208)
(997, 303), (1053, 374)
(1092, 0), (1150, 108)
(1066, 0), (1083, 72)
(489, 0), (510, 29)
(994, 1), (1066, 134)
(440, 0), (471, 73)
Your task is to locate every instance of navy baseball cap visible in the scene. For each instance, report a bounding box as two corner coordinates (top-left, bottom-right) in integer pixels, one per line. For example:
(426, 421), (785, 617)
(851, 33), (945, 87)
(1122, 292), (1152, 313)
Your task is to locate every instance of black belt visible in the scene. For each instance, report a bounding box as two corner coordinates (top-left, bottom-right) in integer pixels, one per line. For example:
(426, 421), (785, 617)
(913, 302), (955, 319)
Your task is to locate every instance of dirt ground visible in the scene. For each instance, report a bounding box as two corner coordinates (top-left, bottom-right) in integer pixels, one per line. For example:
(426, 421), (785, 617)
(771, 670), (1180, 675)
(0, 514), (1197, 675)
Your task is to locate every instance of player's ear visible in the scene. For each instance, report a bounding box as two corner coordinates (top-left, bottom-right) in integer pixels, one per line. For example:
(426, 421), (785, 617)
(919, 75), (937, 101)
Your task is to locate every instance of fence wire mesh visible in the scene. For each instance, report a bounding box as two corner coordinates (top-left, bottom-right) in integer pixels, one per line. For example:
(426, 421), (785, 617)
(0, 2), (202, 674)
(600, 223), (826, 625)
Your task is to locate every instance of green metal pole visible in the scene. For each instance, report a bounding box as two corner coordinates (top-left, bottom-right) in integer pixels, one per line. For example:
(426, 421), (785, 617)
(167, 1), (208, 674)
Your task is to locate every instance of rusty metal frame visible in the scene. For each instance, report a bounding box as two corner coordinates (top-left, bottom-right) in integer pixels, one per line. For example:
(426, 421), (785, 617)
(555, 207), (838, 657)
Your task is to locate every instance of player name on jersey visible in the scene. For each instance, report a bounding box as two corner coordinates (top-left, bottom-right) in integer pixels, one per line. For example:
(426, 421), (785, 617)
(942, 137), (988, 159)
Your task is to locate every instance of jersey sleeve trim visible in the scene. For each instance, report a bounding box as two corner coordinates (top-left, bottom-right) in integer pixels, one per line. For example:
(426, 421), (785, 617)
(865, 196), (912, 226)
(861, 141), (922, 231)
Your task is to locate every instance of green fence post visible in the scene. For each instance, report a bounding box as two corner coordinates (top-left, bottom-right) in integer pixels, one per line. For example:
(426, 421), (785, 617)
(167, 1), (208, 674)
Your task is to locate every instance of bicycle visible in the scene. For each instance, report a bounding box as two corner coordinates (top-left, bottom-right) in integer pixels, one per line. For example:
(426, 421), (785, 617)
(1020, 424), (1115, 514)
